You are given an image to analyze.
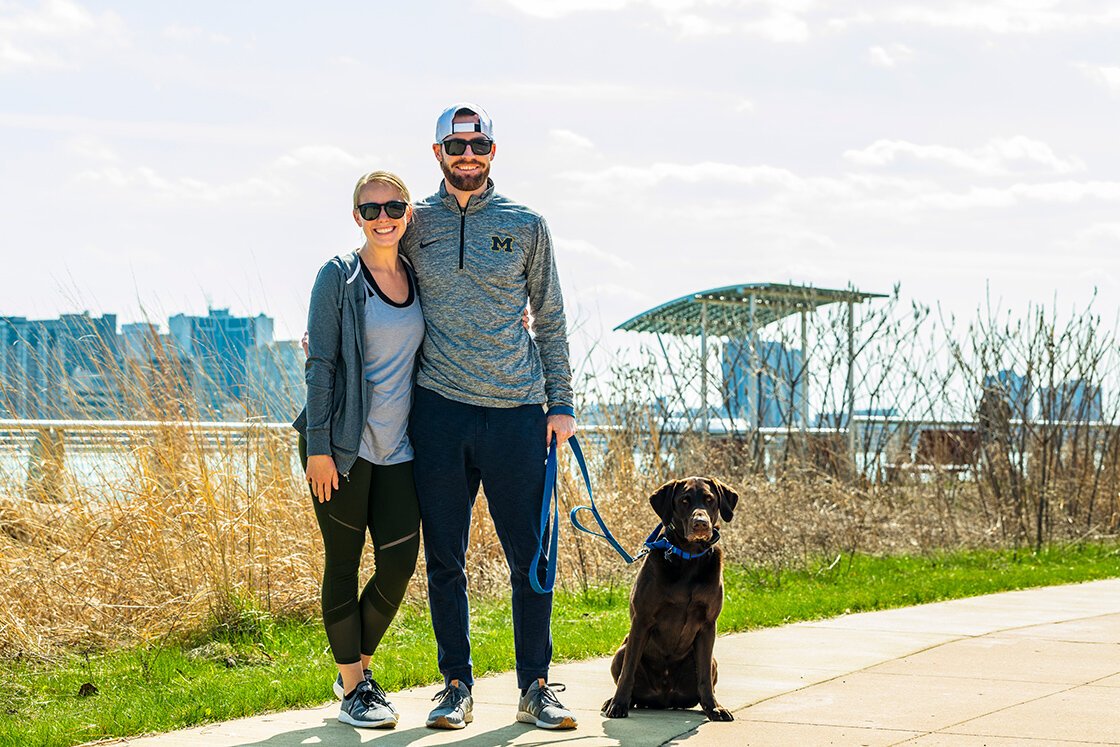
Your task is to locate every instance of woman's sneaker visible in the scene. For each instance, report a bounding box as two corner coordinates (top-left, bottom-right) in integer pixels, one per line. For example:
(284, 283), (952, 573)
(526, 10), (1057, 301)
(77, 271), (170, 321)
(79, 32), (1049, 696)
(333, 670), (370, 699)
(334, 672), (400, 718)
(426, 679), (473, 729)
(517, 679), (578, 730)
(338, 679), (398, 729)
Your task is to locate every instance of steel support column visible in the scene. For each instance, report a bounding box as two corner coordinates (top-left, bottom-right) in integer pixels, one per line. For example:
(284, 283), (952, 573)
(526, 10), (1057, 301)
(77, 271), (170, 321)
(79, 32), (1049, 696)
(699, 301), (708, 439)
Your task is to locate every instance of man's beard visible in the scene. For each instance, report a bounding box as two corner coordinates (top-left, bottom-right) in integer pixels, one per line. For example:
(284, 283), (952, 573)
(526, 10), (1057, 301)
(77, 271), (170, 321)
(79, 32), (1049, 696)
(441, 159), (490, 192)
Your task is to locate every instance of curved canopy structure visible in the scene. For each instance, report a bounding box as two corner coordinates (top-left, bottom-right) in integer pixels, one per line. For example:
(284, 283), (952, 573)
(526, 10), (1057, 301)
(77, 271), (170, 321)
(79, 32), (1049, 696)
(615, 283), (887, 337)
(613, 282), (888, 442)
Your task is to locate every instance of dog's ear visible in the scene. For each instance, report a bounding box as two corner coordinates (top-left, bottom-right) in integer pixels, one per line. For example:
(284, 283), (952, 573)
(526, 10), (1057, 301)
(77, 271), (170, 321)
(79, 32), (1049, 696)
(648, 480), (679, 525)
(708, 478), (739, 522)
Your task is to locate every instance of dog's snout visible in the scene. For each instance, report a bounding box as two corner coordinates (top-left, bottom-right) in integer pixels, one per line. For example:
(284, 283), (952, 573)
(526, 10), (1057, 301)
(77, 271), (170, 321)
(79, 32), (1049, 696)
(691, 514), (711, 527)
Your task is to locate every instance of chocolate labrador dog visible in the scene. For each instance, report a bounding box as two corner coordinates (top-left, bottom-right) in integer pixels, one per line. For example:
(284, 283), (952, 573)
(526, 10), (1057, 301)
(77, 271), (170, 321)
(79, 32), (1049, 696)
(601, 477), (738, 722)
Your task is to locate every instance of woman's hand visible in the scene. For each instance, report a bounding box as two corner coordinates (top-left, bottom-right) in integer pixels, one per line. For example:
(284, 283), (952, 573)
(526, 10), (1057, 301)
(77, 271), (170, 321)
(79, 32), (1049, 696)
(306, 454), (339, 502)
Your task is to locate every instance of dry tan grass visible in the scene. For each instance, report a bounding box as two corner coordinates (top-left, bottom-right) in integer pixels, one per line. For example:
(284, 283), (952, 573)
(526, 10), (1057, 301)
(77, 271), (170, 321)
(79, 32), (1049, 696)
(3, 419), (1119, 656)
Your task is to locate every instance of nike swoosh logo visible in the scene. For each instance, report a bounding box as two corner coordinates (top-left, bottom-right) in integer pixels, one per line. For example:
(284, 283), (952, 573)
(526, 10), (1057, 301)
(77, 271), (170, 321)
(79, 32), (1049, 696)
(419, 238), (440, 248)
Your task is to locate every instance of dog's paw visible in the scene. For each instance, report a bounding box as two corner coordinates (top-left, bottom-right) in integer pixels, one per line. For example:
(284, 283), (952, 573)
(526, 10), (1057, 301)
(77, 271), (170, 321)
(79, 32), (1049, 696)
(601, 698), (629, 718)
(704, 705), (734, 722)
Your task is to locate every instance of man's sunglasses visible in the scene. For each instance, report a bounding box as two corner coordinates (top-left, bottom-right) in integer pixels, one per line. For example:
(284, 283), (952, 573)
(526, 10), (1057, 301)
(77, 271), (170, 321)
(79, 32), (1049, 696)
(357, 201), (408, 220)
(442, 138), (494, 156)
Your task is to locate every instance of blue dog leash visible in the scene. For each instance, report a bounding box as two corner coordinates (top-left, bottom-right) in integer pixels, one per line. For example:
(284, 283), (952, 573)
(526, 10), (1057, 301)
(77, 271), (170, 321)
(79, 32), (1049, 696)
(566, 437), (642, 565)
(531, 436), (718, 594)
(529, 436), (562, 594)
(531, 434), (637, 594)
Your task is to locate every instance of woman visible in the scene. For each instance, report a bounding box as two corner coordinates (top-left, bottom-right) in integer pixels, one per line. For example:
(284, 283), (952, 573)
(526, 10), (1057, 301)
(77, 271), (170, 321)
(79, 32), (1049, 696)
(293, 171), (423, 729)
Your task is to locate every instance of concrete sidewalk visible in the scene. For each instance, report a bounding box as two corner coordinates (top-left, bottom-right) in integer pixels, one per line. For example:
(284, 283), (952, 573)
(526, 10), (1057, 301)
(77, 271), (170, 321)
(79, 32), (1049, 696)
(114, 579), (1120, 746)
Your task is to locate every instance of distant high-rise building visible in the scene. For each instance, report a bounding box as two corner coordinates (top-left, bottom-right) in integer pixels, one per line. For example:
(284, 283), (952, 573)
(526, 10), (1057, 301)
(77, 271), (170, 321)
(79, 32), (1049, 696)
(0, 313), (120, 417)
(120, 322), (160, 361)
(246, 341), (304, 421)
(982, 369), (1033, 420)
(723, 339), (806, 428)
(168, 308), (274, 413)
(1039, 379), (1103, 422)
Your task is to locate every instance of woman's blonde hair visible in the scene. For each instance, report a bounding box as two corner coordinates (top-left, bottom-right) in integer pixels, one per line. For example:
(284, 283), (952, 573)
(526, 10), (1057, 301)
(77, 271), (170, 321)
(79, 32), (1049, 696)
(353, 170), (411, 208)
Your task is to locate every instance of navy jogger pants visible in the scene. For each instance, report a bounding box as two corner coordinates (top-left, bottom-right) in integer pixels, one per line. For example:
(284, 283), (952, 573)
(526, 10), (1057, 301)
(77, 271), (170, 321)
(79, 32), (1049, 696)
(409, 385), (552, 690)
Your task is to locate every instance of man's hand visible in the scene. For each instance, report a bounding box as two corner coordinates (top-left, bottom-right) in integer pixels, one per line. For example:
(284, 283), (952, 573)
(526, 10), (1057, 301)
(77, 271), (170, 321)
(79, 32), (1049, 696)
(301, 331), (310, 358)
(306, 454), (339, 502)
(546, 413), (576, 447)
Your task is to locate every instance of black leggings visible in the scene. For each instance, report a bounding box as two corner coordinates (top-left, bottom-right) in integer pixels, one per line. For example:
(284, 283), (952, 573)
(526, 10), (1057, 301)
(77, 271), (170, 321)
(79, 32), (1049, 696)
(299, 436), (421, 665)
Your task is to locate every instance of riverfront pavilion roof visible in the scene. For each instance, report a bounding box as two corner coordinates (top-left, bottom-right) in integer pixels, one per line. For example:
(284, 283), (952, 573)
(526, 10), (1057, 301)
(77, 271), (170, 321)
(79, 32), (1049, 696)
(614, 283), (887, 338)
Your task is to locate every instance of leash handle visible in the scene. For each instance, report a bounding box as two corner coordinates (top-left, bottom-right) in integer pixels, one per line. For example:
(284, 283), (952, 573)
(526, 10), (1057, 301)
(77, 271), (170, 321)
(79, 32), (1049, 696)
(529, 436), (560, 594)
(567, 437), (643, 565)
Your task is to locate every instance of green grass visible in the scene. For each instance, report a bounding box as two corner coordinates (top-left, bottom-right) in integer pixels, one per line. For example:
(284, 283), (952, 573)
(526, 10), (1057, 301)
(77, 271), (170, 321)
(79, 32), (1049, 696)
(3, 543), (1118, 746)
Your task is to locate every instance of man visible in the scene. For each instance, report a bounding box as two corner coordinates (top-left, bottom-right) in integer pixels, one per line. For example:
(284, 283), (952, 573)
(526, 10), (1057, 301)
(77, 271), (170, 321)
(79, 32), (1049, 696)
(400, 102), (578, 731)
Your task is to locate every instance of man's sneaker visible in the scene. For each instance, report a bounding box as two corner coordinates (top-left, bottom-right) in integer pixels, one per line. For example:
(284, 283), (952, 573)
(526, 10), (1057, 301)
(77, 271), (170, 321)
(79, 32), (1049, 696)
(426, 679), (473, 729)
(517, 679), (578, 730)
(338, 679), (398, 729)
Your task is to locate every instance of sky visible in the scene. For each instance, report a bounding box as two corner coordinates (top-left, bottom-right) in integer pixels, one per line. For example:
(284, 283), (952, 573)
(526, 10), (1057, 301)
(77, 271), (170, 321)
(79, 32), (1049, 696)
(3, 0), (1119, 368)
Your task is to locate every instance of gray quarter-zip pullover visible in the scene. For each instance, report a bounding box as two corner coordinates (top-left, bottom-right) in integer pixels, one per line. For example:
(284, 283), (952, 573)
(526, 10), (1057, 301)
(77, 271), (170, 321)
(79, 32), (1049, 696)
(400, 179), (574, 414)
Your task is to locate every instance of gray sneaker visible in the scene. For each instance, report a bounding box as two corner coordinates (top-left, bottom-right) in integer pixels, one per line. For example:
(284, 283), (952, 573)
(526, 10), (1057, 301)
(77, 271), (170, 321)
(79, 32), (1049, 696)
(426, 679), (473, 729)
(338, 679), (398, 729)
(517, 679), (578, 730)
(333, 669), (370, 699)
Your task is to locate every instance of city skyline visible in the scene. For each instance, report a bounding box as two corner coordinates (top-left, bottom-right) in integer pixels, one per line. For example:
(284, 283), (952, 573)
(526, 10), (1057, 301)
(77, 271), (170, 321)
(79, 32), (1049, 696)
(2, 307), (1108, 427)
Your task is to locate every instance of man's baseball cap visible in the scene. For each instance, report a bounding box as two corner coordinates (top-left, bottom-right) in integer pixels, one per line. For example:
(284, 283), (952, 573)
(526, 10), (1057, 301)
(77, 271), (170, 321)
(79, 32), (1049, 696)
(434, 102), (494, 143)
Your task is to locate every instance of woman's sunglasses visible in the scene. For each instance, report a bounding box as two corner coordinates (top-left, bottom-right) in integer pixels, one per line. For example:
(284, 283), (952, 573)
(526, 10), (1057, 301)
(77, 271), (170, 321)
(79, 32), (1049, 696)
(357, 201), (408, 220)
(442, 138), (494, 157)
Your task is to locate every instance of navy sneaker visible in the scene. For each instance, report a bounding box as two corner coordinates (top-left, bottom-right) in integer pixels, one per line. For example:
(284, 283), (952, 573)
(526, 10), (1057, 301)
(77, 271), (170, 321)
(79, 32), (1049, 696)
(338, 679), (397, 729)
(426, 679), (473, 729)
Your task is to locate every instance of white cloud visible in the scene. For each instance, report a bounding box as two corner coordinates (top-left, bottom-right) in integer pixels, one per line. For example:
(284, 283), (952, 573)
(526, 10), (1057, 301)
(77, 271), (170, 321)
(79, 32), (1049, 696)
(162, 24), (232, 45)
(499, 0), (1120, 40)
(1070, 223), (1120, 244)
(67, 144), (380, 203)
(555, 237), (633, 269)
(560, 161), (809, 191)
(1073, 62), (1120, 93)
(497, 0), (820, 42)
(273, 145), (369, 171)
(886, 2), (1120, 34)
(740, 10), (811, 42)
(868, 43), (914, 68)
(549, 129), (595, 150)
(499, 0), (630, 19)
(65, 134), (118, 161)
(72, 166), (288, 202)
(843, 137), (1085, 175)
(0, 0), (124, 73)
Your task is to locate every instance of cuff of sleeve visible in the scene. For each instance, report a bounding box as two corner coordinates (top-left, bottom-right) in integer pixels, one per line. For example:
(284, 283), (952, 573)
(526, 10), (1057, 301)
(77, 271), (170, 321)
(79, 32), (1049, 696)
(306, 429), (332, 456)
(546, 405), (575, 417)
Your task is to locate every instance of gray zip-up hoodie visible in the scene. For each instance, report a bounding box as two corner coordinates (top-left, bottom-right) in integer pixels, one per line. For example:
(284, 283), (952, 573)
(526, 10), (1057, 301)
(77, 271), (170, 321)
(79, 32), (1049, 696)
(292, 251), (380, 476)
(400, 179), (574, 414)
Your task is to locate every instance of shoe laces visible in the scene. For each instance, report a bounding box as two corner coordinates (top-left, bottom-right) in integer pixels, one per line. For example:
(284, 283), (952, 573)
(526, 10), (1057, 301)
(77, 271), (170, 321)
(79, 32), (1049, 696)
(355, 680), (389, 710)
(534, 681), (567, 710)
(364, 678), (391, 708)
(432, 682), (467, 708)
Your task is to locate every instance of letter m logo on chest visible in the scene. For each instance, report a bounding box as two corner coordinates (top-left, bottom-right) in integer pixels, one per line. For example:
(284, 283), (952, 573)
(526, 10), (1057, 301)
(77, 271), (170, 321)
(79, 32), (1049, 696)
(491, 235), (515, 252)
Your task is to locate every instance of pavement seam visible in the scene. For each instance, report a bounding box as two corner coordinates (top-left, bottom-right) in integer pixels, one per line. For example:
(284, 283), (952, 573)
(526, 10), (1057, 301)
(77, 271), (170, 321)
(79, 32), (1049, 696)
(891, 658), (1120, 744)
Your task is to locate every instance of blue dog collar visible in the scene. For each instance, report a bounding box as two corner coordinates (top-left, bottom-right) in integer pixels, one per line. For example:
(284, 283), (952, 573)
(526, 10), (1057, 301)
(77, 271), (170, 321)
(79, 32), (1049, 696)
(643, 523), (721, 560)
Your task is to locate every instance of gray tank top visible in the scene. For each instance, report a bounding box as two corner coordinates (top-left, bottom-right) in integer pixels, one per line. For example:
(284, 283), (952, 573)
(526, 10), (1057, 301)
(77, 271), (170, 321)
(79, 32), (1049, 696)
(357, 259), (424, 465)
